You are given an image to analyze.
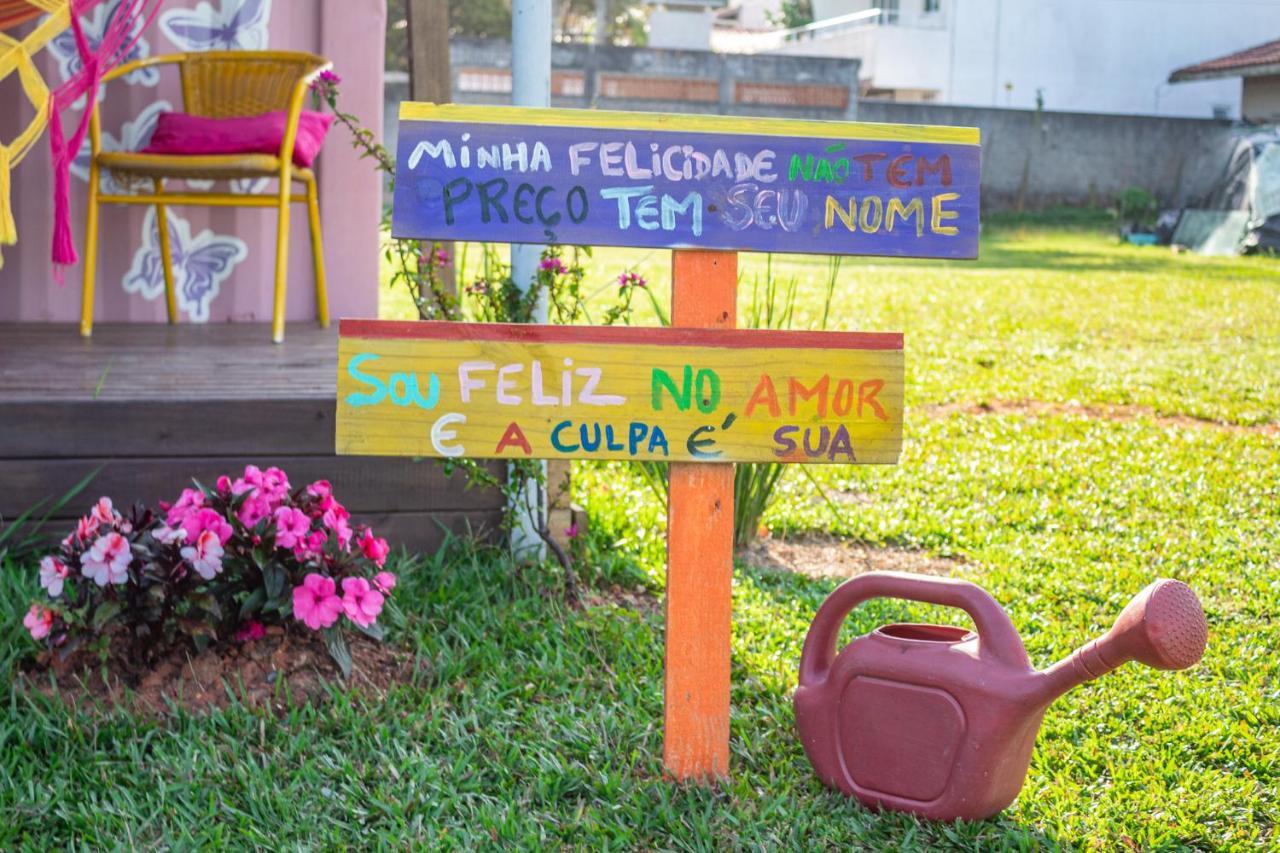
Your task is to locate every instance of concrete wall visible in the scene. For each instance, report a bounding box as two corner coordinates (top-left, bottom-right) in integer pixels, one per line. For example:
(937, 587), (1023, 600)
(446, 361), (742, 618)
(385, 39), (860, 182)
(445, 38), (859, 118)
(858, 101), (1236, 211)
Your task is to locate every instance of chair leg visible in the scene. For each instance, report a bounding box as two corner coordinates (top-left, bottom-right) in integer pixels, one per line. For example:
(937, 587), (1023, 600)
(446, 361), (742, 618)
(305, 175), (329, 328)
(153, 179), (178, 324)
(79, 162), (101, 337)
(272, 174), (292, 344)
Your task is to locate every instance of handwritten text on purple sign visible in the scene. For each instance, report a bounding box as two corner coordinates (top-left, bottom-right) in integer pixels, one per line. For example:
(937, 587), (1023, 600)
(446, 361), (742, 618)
(391, 109), (980, 259)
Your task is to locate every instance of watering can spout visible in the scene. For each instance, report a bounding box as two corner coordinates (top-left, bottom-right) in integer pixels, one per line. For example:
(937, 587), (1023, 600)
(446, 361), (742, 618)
(1034, 579), (1207, 706)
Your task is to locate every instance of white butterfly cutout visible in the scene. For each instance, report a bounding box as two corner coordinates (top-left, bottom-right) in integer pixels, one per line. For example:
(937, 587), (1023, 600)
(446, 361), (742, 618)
(159, 0), (272, 52)
(124, 207), (249, 322)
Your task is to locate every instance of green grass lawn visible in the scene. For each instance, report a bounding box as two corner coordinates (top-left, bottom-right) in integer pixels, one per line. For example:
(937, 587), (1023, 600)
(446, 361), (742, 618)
(4, 216), (1278, 848)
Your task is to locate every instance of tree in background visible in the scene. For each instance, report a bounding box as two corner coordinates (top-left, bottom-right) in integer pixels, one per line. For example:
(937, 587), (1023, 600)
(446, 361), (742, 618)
(387, 0), (649, 70)
(766, 0), (813, 29)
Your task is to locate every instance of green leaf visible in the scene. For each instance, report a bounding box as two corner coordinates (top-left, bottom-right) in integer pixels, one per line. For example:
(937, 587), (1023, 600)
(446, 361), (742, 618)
(323, 626), (352, 679)
(239, 587), (266, 619)
(91, 601), (122, 631)
(352, 620), (384, 642)
(263, 563), (286, 600)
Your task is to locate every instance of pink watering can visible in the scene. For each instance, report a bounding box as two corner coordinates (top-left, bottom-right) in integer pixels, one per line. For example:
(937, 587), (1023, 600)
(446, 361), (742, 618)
(794, 572), (1207, 821)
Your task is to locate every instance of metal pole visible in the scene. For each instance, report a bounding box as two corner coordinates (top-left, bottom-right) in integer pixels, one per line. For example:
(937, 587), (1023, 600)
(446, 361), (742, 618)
(510, 0), (553, 560)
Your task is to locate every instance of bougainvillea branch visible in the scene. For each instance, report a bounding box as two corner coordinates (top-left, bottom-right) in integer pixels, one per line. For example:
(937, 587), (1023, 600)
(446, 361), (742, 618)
(312, 75), (647, 597)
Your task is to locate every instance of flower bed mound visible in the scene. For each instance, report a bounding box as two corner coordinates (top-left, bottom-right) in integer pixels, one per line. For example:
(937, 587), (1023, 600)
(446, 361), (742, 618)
(21, 629), (413, 717)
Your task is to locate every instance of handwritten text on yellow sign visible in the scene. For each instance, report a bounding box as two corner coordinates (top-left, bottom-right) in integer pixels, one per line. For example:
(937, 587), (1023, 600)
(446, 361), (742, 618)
(336, 322), (904, 464)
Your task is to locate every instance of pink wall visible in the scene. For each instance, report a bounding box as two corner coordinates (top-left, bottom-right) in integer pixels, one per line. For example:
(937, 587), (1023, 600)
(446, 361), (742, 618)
(0, 0), (386, 326)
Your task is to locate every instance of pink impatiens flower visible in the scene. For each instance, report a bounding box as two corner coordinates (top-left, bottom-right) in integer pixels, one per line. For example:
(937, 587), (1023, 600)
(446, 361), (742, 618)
(164, 487), (205, 526)
(372, 571), (397, 594)
(39, 556), (70, 597)
(80, 532), (131, 586)
(294, 529), (328, 562)
(180, 529), (225, 580)
(234, 620), (266, 643)
(153, 523), (187, 545)
(72, 514), (100, 544)
(341, 577), (385, 628)
(322, 502), (353, 549)
(292, 573), (343, 630)
(24, 604), (54, 640)
(181, 507), (233, 545)
(274, 506), (311, 549)
(236, 494), (272, 528)
(306, 480), (332, 501)
(357, 528), (390, 567)
(89, 496), (118, 527)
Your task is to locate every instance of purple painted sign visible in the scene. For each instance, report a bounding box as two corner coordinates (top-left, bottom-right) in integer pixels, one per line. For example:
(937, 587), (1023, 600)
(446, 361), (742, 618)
(391, 104), (981, 259)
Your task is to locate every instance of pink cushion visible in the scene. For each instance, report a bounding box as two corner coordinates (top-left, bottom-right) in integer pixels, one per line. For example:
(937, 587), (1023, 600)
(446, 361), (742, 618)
(142, 110), (335, 168)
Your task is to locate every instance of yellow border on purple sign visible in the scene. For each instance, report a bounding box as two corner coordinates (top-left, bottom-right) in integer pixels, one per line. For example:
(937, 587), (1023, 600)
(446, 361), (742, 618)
(399, 102), (980, 146)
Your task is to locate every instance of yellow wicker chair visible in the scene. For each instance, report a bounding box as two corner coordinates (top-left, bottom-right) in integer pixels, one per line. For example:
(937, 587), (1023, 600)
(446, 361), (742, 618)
(82, 50), (331, 343)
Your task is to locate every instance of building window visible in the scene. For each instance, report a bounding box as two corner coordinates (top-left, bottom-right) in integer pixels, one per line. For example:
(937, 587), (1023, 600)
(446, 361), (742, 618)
(924, 0), (941, 12)
(874, 1), (900, 25)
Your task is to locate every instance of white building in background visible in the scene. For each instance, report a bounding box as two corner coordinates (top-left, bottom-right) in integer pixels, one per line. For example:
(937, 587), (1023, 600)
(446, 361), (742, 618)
(709, 0), (1280, 119)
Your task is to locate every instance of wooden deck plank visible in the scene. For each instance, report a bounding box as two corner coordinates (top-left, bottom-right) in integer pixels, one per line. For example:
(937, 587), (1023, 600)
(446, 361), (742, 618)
(0, 400), (336, 457)
(0, 456), (505, 519)
(0, 324), (339, 401)
(0, 324), (505, 552)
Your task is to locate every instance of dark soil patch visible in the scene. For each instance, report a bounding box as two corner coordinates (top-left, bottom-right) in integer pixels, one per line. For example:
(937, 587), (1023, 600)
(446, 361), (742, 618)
(19, 628), (415, 717)
(921, 399), (1278, 435)
(580, 582), (661, 616)
(739, 533), (960, 580)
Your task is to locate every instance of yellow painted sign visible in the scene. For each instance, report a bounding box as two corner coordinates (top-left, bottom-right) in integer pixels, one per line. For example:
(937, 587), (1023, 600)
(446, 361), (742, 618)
(337, 321), (903, 464)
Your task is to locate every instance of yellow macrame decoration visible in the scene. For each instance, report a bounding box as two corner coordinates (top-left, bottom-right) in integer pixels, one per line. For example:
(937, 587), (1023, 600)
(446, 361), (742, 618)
(0, 1), (72, 266)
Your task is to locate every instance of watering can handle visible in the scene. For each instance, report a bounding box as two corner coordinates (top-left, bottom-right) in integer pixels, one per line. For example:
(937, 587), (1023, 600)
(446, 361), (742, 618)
(799, 571), (1030, 684)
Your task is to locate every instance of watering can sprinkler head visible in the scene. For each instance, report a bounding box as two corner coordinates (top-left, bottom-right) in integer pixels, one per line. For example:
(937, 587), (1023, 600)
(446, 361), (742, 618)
(1039, 579), (1208, 703)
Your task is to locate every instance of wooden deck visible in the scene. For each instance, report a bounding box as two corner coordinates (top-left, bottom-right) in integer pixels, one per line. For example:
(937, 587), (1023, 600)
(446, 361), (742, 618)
(0, 324), (504, 550)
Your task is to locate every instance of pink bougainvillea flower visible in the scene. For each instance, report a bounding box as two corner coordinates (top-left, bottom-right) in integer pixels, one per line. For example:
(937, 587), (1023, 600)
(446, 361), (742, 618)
(373, 571), (397, 594)
(89, 496), (118, 527)
(180, 529), (225, 580)
(80, 532), (131, 586)
(181, 507), (233, 545)
(164, 487), (205, 526)
(24, 604), (54, 640)
(322, 503), (353, 549)
(357, 528), (390, 567)
(617, 270), (647, 290)
(292, 573), (343, 630)
(234, 620), (266, 643)
(565, 523), (580, 540)
(274, 506), (311, 549)
(539, 256), (566, 274)
(39, 556), (70, 597)
(341, 576), (384, 628)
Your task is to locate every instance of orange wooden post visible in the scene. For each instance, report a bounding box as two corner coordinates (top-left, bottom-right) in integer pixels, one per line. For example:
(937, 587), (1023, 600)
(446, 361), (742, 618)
(664, 248), (737, 781)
